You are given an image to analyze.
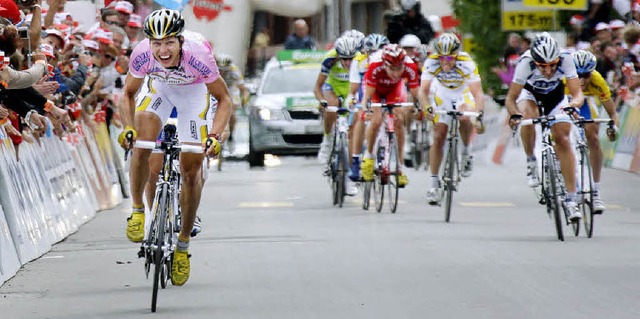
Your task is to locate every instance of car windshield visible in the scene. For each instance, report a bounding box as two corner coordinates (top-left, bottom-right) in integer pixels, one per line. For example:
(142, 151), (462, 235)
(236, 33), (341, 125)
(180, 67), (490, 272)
(261, 67), (319, 94)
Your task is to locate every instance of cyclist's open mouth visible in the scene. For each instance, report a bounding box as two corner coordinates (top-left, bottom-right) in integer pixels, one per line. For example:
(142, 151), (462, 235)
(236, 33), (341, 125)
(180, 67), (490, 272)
(159, 55), (172, 62)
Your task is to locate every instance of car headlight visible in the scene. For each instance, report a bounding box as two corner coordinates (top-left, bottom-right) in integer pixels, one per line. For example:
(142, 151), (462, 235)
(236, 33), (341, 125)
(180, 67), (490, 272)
(257, 107), (284, 121)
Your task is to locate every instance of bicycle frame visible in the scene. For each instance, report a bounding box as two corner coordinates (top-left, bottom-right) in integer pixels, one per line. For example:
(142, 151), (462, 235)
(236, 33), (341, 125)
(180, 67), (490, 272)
(520, 112), (573, 241)
(432, 106), (480, 222)
(325, 106), (351, 207)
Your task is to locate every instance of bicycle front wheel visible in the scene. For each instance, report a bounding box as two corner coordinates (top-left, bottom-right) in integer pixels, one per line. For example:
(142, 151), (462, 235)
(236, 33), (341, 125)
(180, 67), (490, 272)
(151, 184), (169, 312)
(544, 152), (564, 241)
(337, 134), (348, 208)
(374, 147), (385, 213)
(362, 181), (372, 210)
(388, 135), (400, 213)
(443, 138), (457, 223)
(579, 147), (595, 238)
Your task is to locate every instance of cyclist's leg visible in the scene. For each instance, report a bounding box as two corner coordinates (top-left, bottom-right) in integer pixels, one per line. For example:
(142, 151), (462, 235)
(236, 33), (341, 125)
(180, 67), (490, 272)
(517, 92), (540, 159)
(580, 101), (603, 184)
(361, 96), (383, 182)
(145, 152), (163, 208)
(549, 101), (580, 220)
(458, 92), (476, 176)
(228, 87), (240, 141)
(127, 80), (171, 242)
(349, 108), (364, 181)
(318, 84), (339, 162)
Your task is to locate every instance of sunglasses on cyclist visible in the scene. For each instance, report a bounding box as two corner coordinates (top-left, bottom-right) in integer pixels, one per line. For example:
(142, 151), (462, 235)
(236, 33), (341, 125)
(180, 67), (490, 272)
(340, 57), (353, 61)
(438, 55), (456, 62)
(578, 72), (592, 79)
(534, 59), (559, 68)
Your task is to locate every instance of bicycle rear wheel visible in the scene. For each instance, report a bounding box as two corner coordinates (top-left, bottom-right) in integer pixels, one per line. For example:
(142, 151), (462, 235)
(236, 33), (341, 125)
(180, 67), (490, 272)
(544, 152), (564, 241)
(388, 135), (400, 213)
(443, 138), (457, 223)
(579, 147), (595, 238)
(151, 184), (169, 312)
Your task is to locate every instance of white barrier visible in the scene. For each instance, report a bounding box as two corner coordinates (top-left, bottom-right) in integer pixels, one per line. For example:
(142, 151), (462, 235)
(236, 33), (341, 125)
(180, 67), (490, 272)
(0, 205), (21, 284)
(0, 119), (123, 286)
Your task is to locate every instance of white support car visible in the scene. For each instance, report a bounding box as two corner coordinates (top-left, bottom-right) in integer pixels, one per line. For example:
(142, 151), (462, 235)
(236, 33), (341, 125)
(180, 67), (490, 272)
(248, 51), (325, 167)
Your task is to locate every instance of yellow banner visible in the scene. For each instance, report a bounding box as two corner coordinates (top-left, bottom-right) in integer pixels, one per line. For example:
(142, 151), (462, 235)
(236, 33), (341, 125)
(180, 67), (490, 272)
(502, 11), (555, 31)
(523, 0), (587, 10)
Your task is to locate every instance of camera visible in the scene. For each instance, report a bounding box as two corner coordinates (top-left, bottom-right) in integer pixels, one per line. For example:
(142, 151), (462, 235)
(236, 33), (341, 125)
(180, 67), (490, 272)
(15, 0), (37, 7)
(61, 91), (77, 105)
(18, 27), (29, 39)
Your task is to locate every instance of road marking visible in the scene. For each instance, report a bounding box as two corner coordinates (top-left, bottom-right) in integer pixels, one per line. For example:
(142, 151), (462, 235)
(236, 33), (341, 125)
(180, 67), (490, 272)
(42, 255), (64, 259)
(607, 204), (624, 210)
(460, 202), (515, 207)
(238, 202), (294, 208)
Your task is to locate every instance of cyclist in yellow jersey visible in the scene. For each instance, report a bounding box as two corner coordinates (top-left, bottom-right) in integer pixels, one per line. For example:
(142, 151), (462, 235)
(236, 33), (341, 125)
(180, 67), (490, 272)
(418, 33), (485, 205)
(314, 36), (361, 194)
(567, 50), (620, 213)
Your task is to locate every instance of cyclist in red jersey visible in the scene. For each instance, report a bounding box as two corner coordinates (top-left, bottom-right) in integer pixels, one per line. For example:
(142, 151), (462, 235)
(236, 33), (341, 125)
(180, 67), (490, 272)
(360, 44), (420, 187)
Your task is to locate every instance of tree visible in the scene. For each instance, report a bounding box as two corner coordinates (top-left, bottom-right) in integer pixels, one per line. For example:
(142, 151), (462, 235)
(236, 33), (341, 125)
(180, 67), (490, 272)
(451, 0), (507, 95)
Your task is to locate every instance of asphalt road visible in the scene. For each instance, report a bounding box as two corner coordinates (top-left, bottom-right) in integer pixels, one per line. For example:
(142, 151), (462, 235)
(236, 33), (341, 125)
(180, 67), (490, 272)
(1, 150), (640, 319)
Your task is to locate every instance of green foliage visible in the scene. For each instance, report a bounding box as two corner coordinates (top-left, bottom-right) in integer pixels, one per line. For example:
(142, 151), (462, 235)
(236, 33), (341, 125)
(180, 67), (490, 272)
(451, 0), (507, 94)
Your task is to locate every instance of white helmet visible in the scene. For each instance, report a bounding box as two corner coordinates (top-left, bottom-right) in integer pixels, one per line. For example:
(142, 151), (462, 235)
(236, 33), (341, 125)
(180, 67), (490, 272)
(433, 33), (461, 56)
(143, 9), (185, 39)
(341, 29), (365, 50)
(531, 32), (560, 64)
(400, 0), (420, 11)
(334, 36), (359, 58)
(399, 34), (421, 48)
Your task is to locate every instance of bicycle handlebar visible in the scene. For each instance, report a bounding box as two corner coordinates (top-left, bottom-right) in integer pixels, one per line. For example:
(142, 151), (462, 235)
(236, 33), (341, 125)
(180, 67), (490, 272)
(369, 102), (415, 108)
(134, 140), (204, 153)
(432, 109), (481, 118)
(520, 114), (571, 127)
(325, 106), (351, 114)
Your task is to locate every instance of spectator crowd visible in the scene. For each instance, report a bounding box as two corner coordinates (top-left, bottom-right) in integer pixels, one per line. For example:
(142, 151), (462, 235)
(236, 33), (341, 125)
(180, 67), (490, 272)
(0, 0), (147, 159)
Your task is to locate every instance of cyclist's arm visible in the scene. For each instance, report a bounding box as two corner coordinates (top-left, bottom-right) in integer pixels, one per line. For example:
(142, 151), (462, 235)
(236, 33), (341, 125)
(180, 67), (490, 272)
(120, 73), (144, 128)
(361, 85), (375, 108)
(566, 77), (584, 110)
(418, 78), (432, 112)
(409, 86), (420, 103)
(314, 72), (328, 102)
(505, 82), (524, 116)
(468, 80), (485, 112)
(602, 98), (620, 127)
(206, 77), (233, 136)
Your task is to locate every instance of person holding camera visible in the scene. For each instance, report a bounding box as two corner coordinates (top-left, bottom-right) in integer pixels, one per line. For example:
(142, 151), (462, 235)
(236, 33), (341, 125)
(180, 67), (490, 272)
(385, 0), (435, 45)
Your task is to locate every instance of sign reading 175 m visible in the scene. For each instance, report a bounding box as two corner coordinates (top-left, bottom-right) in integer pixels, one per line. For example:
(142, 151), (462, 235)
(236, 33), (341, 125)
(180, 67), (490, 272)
(502, 10), (554, 31)
(523, 0), (587, 10)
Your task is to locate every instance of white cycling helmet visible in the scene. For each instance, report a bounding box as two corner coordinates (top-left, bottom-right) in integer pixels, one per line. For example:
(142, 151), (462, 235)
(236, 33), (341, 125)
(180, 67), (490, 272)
(433, 32), (461, 56)
(400, 0), (420, 12)
(341, 29), (365, 51)
(531, 32), (560, 64)
(399, 34), (421, 48)
(572, 50), (597, 74)
(364, 33), (390, 52)
(143, 9), (185, 39)
(334, 36), (359, 58)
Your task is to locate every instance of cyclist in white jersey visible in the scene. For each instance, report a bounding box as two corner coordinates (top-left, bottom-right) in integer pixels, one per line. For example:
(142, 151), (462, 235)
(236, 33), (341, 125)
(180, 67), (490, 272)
(418, 33), (486, 205)
(117, 9), (232, 286)
(505, 32), (585, 221)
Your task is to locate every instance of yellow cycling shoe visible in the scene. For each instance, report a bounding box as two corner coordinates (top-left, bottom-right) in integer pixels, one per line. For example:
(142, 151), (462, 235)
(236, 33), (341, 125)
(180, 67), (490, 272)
(361, 158), (374, 182)
(398, 173), (409, 188)
(171, 250), (191, 286)
(126, 211), (145, 243)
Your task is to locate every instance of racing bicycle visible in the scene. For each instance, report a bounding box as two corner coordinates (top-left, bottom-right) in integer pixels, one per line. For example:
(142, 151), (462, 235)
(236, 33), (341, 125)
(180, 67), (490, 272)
(519, 108), (578, 241)
(429, 105), (481, 222)
(362, 101), (414, 213)
(127, 125), (205, 312)
(324, 105), (351, 207)
(571, 115), (615, 238)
